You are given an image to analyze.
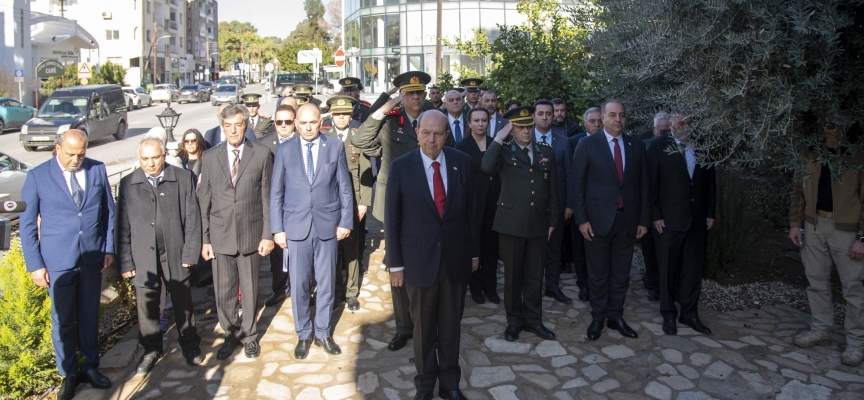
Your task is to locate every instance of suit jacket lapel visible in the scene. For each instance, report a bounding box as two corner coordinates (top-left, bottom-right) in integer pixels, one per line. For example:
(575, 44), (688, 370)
(216, 144), (232, 184)
(79, 159), (94, 209)
(312, 134), (329, 184)
(50, 158), (77, 207)
(597, 133), (621, 184)
(410, 150), (438, 217)
(442, 149), (457, 218)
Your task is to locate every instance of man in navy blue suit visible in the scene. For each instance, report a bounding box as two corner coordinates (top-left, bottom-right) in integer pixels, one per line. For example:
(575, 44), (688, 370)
(443, 90), (469, 143)
(20, 130), (115, 400)
(271, 103), (354, 360)
(204, 103), (258, 148)
(386, 111), (478, 400)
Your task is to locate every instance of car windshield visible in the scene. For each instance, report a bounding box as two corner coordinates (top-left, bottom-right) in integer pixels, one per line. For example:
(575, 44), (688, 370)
(153, 85), (171, 91)
(276, 73), (311, 83)
(216, 86), (236, 92)
(181, 85), (198, 90)
(37, 97), (89, 118)
(200, 82), (212, 87)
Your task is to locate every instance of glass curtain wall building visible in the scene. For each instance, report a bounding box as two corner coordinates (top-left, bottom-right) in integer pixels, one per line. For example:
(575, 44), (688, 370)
(343, 0), (529, 93)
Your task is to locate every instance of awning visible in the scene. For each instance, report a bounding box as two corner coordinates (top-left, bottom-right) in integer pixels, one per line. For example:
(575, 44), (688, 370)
(30, 15), (98, 50)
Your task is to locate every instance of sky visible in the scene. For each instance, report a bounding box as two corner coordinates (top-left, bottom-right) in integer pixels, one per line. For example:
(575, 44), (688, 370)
(218, 0), (306, 39)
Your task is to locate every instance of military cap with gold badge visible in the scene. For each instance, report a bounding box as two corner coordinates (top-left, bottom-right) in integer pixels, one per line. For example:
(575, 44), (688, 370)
(339, 77), (361, 91)
(460, 78), (483, 92)
(293, 84), (314, 105)
(242, 93), (262, 107)
(392, 71), (431, 92)
(326, 95), (356, 114)
(502, 105), (536, 127)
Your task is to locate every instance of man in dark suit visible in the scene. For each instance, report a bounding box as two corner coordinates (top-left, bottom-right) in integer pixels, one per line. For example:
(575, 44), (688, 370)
(204, 103), (258, 149)
(443, 90), (469, 143)
(533, 99), (572, 304)
(647, 113), (716, 335)
(566, 107), (603, 302)
(116, 137), (204, 374)
(639, 111), (672, 302)
(551, 98), (585, 137)
(482, 106), (558, 342)
(271, 103), (354, 359)
(242, 93), (273, 138)
(426, 86), (443, 111)
(572, 99), (650, 341)
(199, 104), (274, 360)
(482, 90), (508, 136)
(354, 71), (434, 351)
(386, 111), (478, 400)
(20, 130), (115, 399)
(258, 105), (297, 307)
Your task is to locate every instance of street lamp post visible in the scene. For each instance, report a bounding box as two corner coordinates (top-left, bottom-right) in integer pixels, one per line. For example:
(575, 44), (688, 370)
(156, 100), (182, 142)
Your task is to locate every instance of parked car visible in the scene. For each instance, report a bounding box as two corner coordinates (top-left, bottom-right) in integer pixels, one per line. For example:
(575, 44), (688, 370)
(19, 84), (128, 151)
(199, 81), (214, 95)
(211, 84), (241, 106)
(122, 86), (152, 109)
(151, 84), (179, 103)
(0, 151), (28, 220)
(177, 84), (208, 103)
(272, 72), (333, 94)
(0, 97), (36, 132)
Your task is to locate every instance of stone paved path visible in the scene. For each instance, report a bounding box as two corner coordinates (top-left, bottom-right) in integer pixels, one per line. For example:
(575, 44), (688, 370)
(76, 218), (864, 400)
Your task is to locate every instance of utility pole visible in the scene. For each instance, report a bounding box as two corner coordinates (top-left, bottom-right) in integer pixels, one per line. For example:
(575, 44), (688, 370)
(152, 22), (159, 85)
(435, 0), (442, 83)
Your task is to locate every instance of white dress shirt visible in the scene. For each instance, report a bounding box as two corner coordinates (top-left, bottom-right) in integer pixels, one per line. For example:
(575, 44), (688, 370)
(218, 127), (225, 143)
(674, 136), (696, 178)
(534, 129), (552, 145)
(335, 127), (351, 143)
(420, 150), (448, 197)
(226, 140), (245, 176)
(604, 130), (626, 171)
(57, 157), (86, 194)
(300, 135), (322, 174)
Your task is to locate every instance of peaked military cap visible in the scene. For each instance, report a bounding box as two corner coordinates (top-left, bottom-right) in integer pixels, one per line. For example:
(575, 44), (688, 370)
(294, 84), (314, 97)
(503, 105), (536, 127)
(461, 78), (483, 92)
(327, 95), (356, 114)
(339, 77), (361, 91)
(242, 93), (261, 107)
(393, 71), (431, 92)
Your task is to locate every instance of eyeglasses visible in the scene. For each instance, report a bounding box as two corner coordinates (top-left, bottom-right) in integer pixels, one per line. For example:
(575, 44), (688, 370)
(825, 123), (837, 130)
(275, 119), (294, 126)
(183, 139), (197, 144)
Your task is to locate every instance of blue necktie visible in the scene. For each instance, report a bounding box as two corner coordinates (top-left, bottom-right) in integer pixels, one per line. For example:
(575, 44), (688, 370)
(69, 171), (83, 209)
(454, 120), (462, 142)
(306, 142), (315, 184)
(541, 135), (547, 144)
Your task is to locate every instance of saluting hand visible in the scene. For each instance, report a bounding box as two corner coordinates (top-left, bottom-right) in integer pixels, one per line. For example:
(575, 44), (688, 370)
(496, 122), (513, 141)
(379, 93), (405, 115)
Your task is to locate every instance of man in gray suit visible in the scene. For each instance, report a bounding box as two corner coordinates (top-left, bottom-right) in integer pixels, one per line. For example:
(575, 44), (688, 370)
(199, 104), (274, 360)
(271, 103), (354, 359)
(116, 137), (203, 374)
(482, 90), (508, 136)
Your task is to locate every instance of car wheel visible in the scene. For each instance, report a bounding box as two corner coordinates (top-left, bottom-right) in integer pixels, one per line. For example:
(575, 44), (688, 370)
(23, 145), (37, 152)
(113, 121), (127, 141)
(0, 119), (5, 132)
(148, 99), (152, 107)
(128, 100), (134, 110)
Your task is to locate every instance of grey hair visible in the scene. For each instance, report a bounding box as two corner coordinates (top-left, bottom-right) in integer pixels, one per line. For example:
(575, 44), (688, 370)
(481, 90), (497, 98)
(582, 107), (601, 122)
(56, 129), (88, 147)
(445, 90), (462, 99)
(653, 112), (671, 127)
(139, 137), (165, 154)
(221, 104), (250, 122)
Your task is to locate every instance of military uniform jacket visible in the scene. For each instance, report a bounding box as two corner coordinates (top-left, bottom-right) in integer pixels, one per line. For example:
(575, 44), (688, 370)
(325, 121), (373, 208)
(481, 140), (558, 239)
(354, 101), (372, 123)
(250, 115), (273, 139)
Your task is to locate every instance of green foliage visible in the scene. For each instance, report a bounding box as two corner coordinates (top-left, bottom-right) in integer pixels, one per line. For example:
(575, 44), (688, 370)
(0, 239), (57, 397)
(276, 41), (335, 73)
(445, 0), (598, 111)
(705, 171), (764, 278)
(109, 274), (137, 315)
(288, 0), (333, 44)
(98, 62), (127, 86)
(436, 69), (457, 92)
(39, 65), (106, 97)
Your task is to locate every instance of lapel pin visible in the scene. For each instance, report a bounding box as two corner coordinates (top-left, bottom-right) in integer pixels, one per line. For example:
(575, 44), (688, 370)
(453, 166), (457, 170)
(160, 193), (164, 196)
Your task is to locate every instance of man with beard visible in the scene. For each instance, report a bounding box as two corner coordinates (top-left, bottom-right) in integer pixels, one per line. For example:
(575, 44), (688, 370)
(550, 98), (584, 137)
(482, 90), (508, 136)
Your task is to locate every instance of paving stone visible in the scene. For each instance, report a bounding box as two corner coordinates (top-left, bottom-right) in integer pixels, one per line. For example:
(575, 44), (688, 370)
(255, 379), (291, 399)
(661, 349), (682, 364)
(553, 391), (576, 400)
(776, 379), (832, 400)
(825, 370), (864, 383)
(592, 378), (621, 393)
(644, 381), (672, 400)
(295, 374), (334, 384)
(675, 393), (714, 400)
(99, 339), (139, 368)
(781, 368), (808, 382)
(470, 366), (516, 388)
(676, 365), (699, 380)
(703, 361), (734, 380)
(782, 351), (814, 365)
(488, 385), (519, 400)
(562, 377), (589, 389)
(295, 387), (323, 400)
(582, 353), (611, 364)
(739, 336), (767, 346)
(536, 341), (568, 357)
(484, 337), (532, 354)
(512, 364), (549, 372)
(382, 387), (401, 400)
(602, 344), (636, 359)
(655, 363), (678, 377)
(657, 336), (698, 353)
(552, 355), (579, 367)
(556, 367), (577, 378)
(753, 359), (778, 372)
(689, 352), (712, 367)
(174, 385), (194, 394)
(520, 373), (560, 390)
(809, 374), (841, 390)
(582, 364), (608, 381)
(467, 349), (492, 366)
(691, 337), (723, 348)
(322, 383), (356, 399)
(718, 340), (748, 350)
(280, 363), (325, 374)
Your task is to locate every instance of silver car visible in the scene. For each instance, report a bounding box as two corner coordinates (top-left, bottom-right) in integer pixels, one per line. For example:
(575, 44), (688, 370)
(122, 86), (152, 109)
(0, 152), (28, 221)
(211, 84), (241, 106)
(151, 84), (179, 103)
(177, 84), (208, 103)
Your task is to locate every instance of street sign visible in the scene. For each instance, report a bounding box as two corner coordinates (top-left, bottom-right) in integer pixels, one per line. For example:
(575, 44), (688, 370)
(13, 69), (23, 82)
(334, 49), (345, 67)
(297, 48), (322, 64)
(205, 68), (210, 74)
(265, 63), (274, 72)
(37, 60), (64, 77)
(77, 62), (92, 79)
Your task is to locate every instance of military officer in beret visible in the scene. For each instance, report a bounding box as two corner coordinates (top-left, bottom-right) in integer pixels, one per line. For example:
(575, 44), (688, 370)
(462, 78), (483, 111)
(322, 96), (374, 311)
(482, 106), (559, 342)
(243, 93), (273, 139)
(294, 84), (322, 108)
(339, 77), (373, 123)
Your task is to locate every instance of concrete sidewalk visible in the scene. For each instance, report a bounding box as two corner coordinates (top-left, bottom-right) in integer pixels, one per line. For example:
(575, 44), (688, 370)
(75, 217), (864, 400)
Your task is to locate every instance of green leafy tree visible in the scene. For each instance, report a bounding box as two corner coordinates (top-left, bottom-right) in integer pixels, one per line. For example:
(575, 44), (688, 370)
(288, 0), (333, 44)
(218, 21), (259, 71)
(276, 41), (335, 73)
(436, 69), (457, 92)
(98, 61), (127, 86)
(40, 65), (106, 97)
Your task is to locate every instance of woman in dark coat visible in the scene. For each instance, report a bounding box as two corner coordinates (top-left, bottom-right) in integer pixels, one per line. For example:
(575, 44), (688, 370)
(455, 107), (502, 305)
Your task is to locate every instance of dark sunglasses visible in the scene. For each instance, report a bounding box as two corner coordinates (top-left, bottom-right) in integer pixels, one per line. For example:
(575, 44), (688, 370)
(275, 119), (294, 126)
(183, 139), (197, 144)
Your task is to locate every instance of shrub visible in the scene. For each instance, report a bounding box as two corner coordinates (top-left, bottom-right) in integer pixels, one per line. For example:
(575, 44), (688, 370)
(0, 238), (57, 398)
(705, 170), (765, 278)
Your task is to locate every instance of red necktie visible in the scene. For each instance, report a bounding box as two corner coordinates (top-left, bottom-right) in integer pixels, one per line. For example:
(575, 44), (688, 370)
(613, 137), (624, 208)
(432, 161), (446, 217)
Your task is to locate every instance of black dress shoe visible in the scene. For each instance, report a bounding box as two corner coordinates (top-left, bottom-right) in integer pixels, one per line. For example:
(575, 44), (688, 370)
(264, 292), (286, 307)
(414, 393), (433, 400)
(135, 351), (162, 374)
(646, 288), (660, 302)
(388, 333), (412, 351)
(79, 368), (111, 389)
(545, 289), (572, 304)
(216, 337), (238, 360)
(607, 318), (639, 338)
(347, 297), (360, 311)
(678, 317), (712, 334)
(314, 337), (342, 355)
(578, 287), (589, 302)
(244, 342), (260, 358)
(587, 319), (604, 341)
(504, 325), (520, 341)
(470, 291), (486, 304)
(662, 318), (677, 335)
(439, 389), (468, 399)
(523, 324), (556, 340)
(485, 290), (501, 304)
(295, 339), (312, 359)
(57, 375), (78, 400)
(184, 348), (204, 365)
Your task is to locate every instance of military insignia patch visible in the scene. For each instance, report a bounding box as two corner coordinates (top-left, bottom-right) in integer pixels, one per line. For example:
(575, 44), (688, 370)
(520, 109), (529, 117)
(410, 76), (419, 84)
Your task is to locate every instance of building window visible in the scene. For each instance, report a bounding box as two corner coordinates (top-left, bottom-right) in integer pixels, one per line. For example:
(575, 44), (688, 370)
(386, 14), (399, 47)
(146, 0), (151, 13)
(106, 30), (120, 40)
(146, 30), (152, 42)
(170, 11), (177, 21)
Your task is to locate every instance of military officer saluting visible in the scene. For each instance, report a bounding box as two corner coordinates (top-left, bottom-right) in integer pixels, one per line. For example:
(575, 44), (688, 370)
(293, 84), (322, 108)
(481, 106), (559, 342)
(242, 93), (273, 139)
(462, 78), (483, 111)
(339, 77), (372, 123)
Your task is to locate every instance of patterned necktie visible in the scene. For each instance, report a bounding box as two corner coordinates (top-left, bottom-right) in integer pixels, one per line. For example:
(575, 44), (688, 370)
(613, 137), (624, 208)
(231, 149), (240, 186)
(432, 161), (445, 217)
(69, 171), (83, 209)
(148, 176), (160, 188)
(453, 120), (462, 142)
(306, 142), (315, 184)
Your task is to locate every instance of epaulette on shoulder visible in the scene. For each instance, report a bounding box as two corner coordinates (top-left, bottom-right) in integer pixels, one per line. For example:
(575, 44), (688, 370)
(537, 141), (553, 148)
(503, 140), (512, 146)
(360, 100), (371, 107)
(385, 109), (401, 117)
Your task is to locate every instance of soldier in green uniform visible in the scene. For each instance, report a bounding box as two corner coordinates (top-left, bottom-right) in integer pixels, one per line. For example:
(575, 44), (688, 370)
(322, 96), (373, 311)
(462, 78), (483, 111)
(481, 106), (559, 342)
(242, 93), (273, 138)
(293, 84), (322, 108)
(338, 77), (372, 123)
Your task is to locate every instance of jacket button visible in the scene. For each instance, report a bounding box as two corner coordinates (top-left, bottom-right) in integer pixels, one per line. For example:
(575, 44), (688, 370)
(79, 231), (83, 235)
(530, 202), (534, 206)
(531, 180), (534, 183)
(78, 213), (82, 216)
(150, 246), (155, 250)
(150, 222), (155, 226)
(530, 169), (533, 172)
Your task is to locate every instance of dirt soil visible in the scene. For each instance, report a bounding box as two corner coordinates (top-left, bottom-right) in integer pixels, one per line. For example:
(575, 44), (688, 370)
(711, 228), (809, 287)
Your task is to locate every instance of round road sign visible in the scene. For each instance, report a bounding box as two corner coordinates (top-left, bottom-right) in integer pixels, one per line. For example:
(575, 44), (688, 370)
(335, 49), (345, 68)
